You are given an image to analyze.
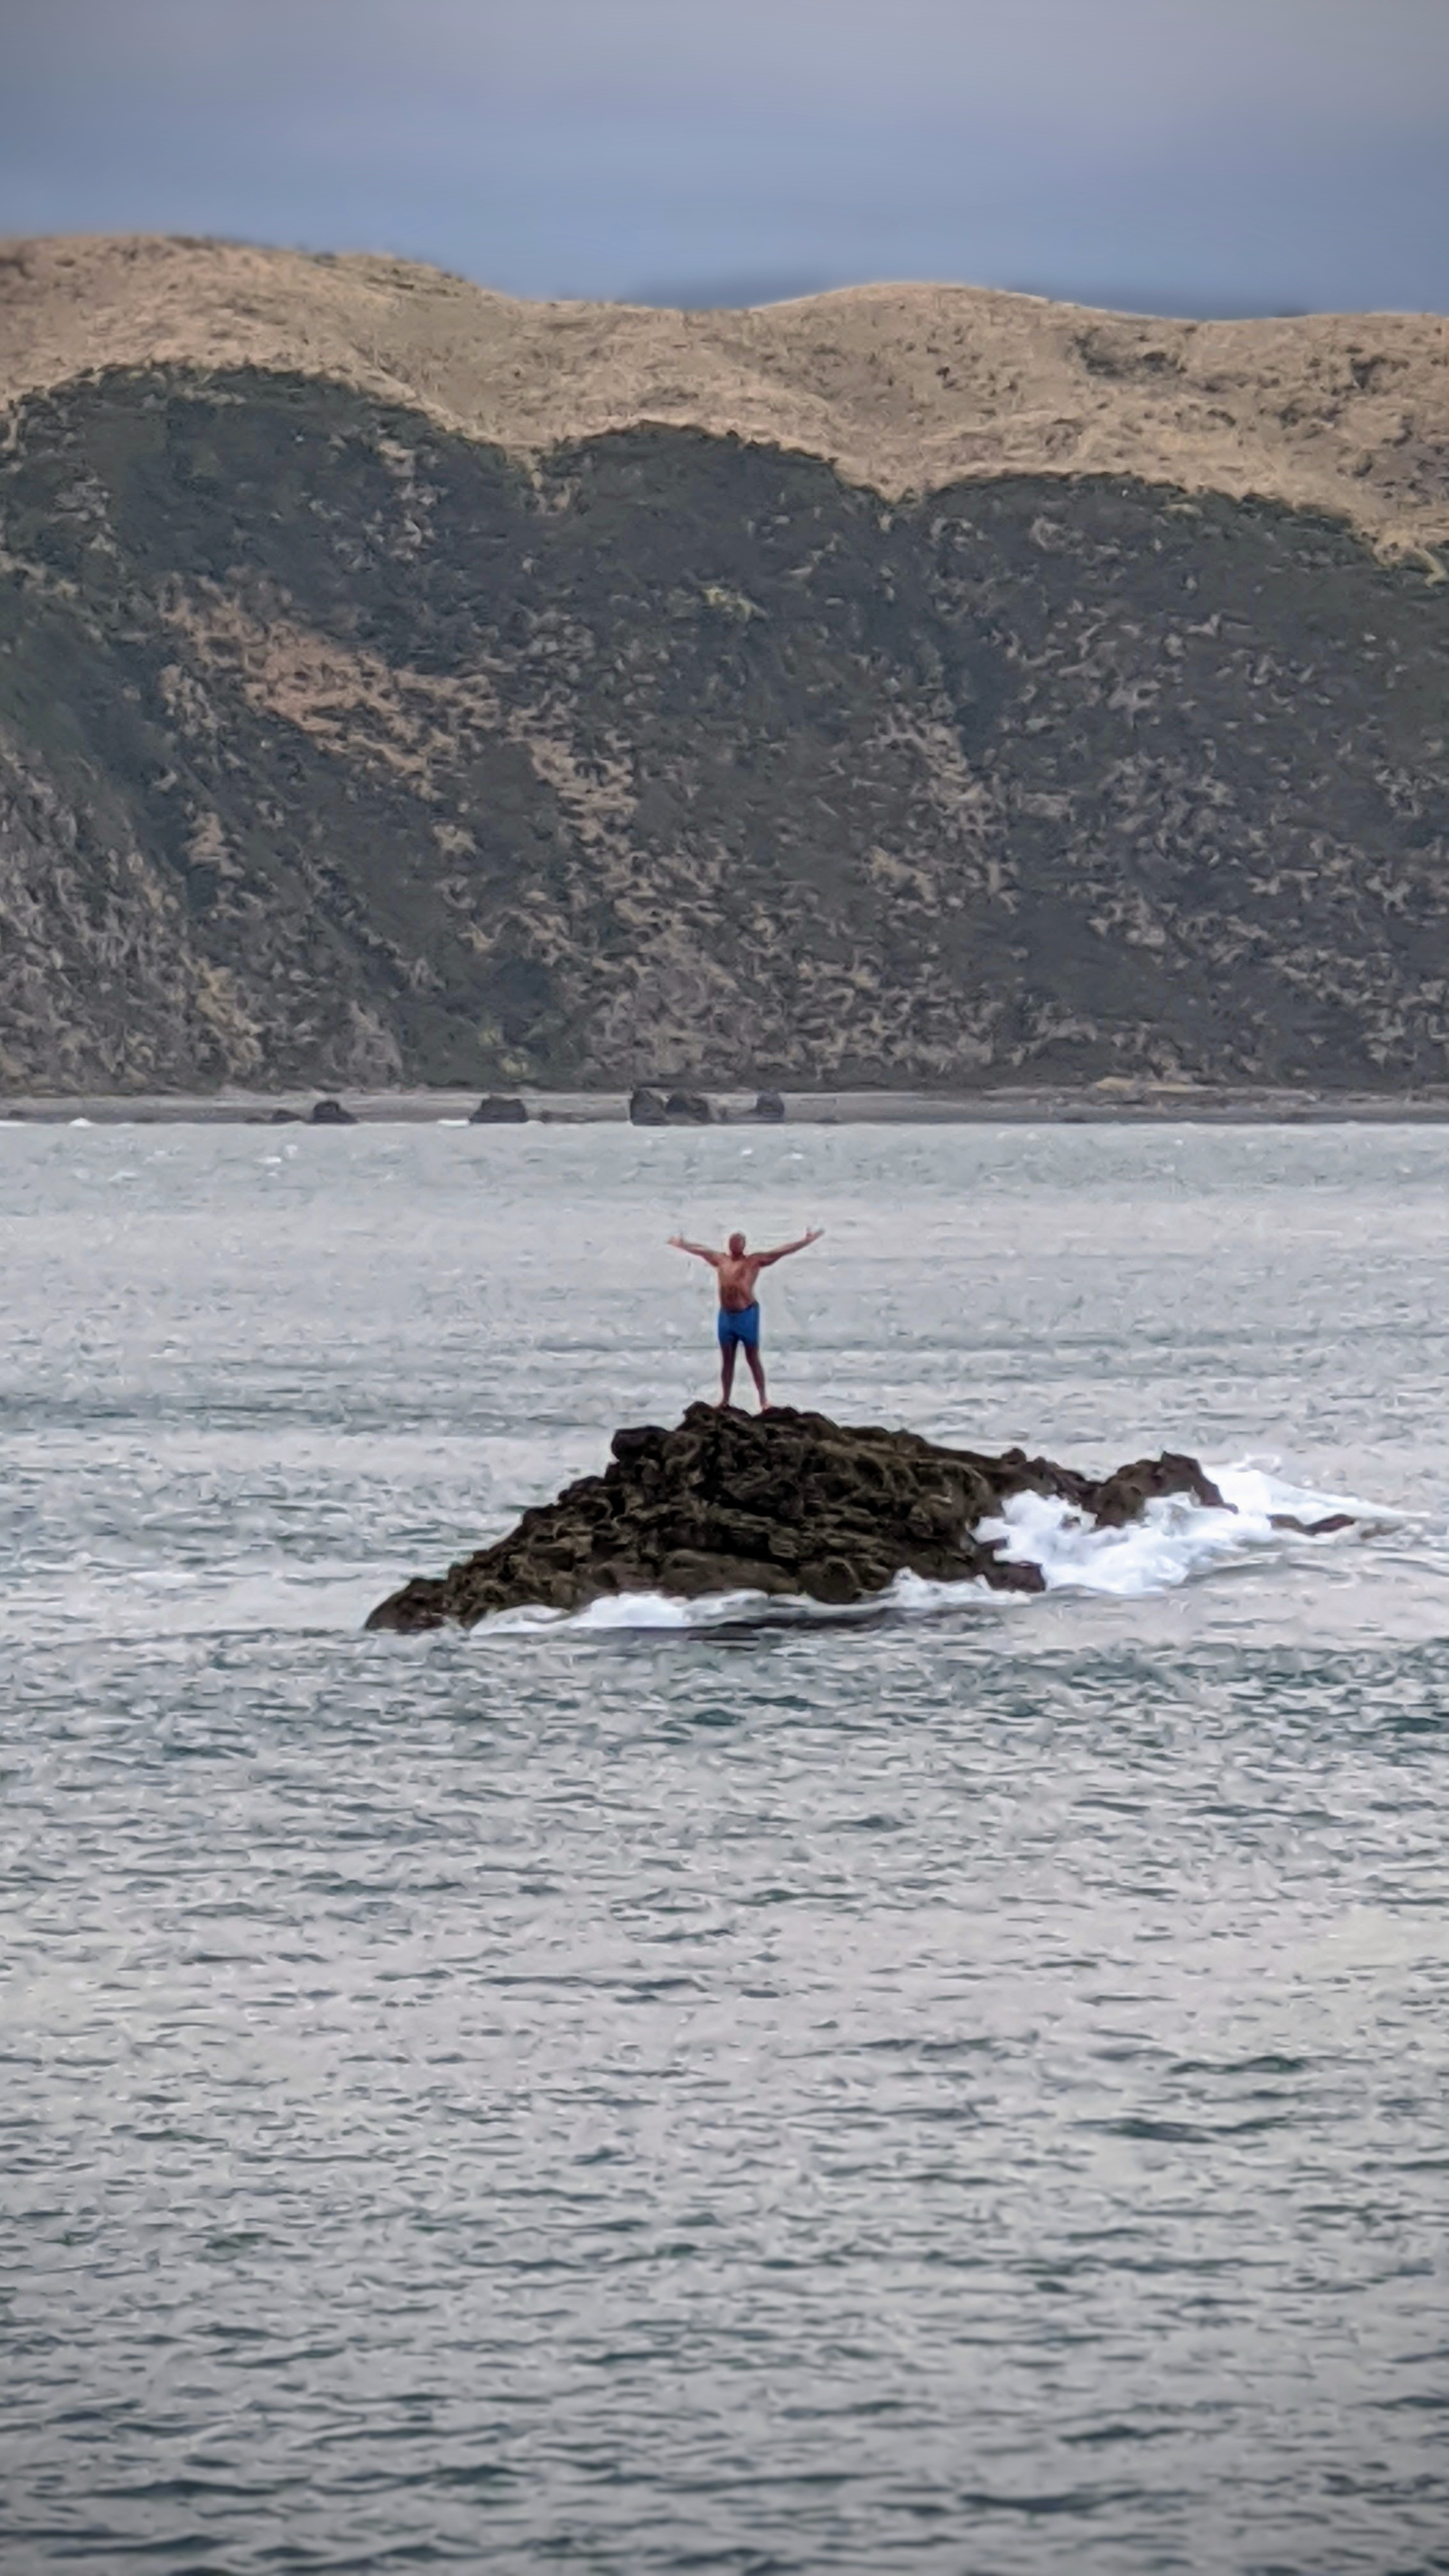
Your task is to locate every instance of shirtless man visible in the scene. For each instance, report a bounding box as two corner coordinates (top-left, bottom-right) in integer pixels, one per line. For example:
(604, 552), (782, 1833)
(668, 1226), (824, 1409)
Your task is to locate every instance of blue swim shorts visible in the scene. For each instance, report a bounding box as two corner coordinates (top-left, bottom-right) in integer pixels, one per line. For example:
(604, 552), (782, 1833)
(717, 1302), (760, 1350)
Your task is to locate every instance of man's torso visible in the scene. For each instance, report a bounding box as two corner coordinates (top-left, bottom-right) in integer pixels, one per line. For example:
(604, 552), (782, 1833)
(717, 1255), (762, 1310)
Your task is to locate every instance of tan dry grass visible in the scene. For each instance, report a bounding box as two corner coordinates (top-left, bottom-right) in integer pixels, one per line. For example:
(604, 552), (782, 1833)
(1, 233), (1447, 555)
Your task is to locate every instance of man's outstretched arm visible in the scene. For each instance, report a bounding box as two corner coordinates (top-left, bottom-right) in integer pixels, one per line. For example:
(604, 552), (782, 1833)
(755, 1227), (825, 1266)
(668, 1235), (721, 1266)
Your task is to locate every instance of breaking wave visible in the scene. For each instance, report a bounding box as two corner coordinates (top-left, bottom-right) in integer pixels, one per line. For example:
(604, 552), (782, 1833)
(11, 1467), (1404, 1653)
(973, 1460), (1388, 1598)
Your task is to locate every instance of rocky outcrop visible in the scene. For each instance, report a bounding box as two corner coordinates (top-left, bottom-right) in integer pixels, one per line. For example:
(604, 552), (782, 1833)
(364, 1403), (1229, 1630)
(470, 1094), (528, 1123)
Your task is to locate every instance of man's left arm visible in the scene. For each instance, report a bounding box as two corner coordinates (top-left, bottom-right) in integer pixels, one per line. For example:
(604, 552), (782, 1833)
(756, 1228), (825, 1266)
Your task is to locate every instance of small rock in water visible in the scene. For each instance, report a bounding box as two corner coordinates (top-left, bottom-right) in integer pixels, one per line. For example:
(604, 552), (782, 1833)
(753, 1089), (786, 1121)
(364, 1404), (1232, 1633)
(308, 1097), (356, 1126)
(470, 1094), (528, 1124)
(663, 1091), (713, 1124)
(1080, 1451), (1228, 1526)
(629, 1087), (670, 1126)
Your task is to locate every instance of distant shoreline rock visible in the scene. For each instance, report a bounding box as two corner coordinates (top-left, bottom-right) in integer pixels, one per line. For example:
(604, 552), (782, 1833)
(364, 1404), (1230, 1632)
(629, 1087), (714, 1126)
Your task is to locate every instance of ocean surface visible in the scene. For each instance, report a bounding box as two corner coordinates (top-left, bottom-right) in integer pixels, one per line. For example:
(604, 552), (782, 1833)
(3, 1121), (1448, 2575)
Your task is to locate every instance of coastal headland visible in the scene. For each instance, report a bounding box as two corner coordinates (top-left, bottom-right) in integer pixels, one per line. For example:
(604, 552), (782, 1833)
(1, 236), (1447, 1103)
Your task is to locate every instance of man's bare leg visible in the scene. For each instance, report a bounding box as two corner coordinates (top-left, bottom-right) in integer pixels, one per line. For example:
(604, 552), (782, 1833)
(744, 1346), (768, 1411)
(719, 1343), (737, 1407)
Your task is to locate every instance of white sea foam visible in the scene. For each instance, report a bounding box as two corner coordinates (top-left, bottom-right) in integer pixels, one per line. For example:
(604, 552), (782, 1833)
(921, 1459), (1392, 1604)
(18, 1470), (1395, 1653)
(481, 1586), (778, 1637)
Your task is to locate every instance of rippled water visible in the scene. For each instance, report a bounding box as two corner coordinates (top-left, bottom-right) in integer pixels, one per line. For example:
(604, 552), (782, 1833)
(4, 1123), (1448, 2574)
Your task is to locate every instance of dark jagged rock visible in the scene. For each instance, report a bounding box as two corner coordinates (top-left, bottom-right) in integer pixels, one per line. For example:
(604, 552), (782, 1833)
(629, 1085), (713, 1124)
(470, 1094), (528, 1123)
(1269, 1509), (1356, 1537)
(1086, 1451), (1228, 1527)
(308, 1096), (356, 1125)
(753, 1090), (786, 1121)
(269, 1107), (300, 1123)
(364, 1404), (1230, 1633)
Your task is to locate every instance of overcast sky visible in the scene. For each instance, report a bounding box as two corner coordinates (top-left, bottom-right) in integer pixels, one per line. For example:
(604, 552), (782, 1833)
(3, 0), (1448, 314)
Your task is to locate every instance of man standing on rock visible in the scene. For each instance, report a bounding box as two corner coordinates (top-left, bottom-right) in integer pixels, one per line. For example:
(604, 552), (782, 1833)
(668, 1227), (824, 1409)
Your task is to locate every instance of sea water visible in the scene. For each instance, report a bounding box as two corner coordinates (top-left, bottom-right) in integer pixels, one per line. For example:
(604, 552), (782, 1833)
(3, 1123), (1447, 2574)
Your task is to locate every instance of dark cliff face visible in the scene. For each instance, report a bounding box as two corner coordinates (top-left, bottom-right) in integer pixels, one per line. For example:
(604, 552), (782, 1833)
(1, 364), (1446, 1092)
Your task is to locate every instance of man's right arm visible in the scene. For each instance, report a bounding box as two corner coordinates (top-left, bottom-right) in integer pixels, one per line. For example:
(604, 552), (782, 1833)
(668, 1236), (719, 1265)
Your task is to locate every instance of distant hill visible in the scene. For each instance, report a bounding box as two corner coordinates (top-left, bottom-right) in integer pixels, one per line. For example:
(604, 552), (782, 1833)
(0, 234), (1446, 1093)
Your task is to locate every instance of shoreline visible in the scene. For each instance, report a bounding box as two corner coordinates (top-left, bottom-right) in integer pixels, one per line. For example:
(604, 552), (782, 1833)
(12, 1085), (1449, 1127)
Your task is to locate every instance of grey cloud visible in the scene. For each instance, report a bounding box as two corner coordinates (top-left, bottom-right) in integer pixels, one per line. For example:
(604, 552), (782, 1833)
(486, 0), (1449, 132)
(1, 0), (1446, 312)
